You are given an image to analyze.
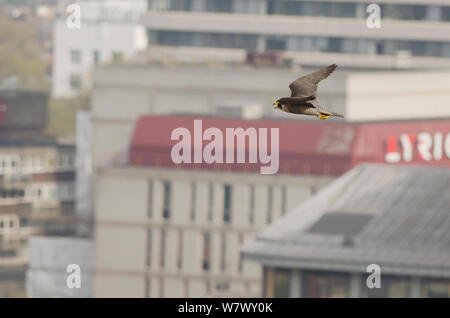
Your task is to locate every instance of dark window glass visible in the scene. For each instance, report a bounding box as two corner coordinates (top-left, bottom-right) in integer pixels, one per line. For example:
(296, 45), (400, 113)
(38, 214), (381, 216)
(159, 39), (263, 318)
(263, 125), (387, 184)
(274, 269), (291, 298)
(208, 183), (214, 222)
(220, 233), (226, 272)
(223, 184), (231, 224)
(163, 181), (171, 220)
(154, 31), (258, 50)
(266, 37), (286, 51)
(70, 73), (81, 90)
(160, 229), (166, 268)
(190, 182), (196, 221)
(421, 279), (450, 298)
(202, 232), (211, 271)
(93, 50), (100, 65)
(303, 271), (350, 298)
(366, 276), (410, 298)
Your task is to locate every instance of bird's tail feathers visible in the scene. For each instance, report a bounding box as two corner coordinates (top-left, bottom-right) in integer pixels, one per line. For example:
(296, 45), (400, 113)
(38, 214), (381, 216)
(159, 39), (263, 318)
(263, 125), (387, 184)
(320, 111), (344, 119)
(330, 111), (344, 118)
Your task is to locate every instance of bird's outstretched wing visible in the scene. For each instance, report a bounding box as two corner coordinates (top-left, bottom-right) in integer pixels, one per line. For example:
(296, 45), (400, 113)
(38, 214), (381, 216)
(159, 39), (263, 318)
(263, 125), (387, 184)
(289, 64), (337, 98)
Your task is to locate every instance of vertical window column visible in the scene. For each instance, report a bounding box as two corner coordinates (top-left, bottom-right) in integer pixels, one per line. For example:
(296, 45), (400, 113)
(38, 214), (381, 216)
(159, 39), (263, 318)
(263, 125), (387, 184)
(163, 181), (171, 220)
(223, 184), (232, 224)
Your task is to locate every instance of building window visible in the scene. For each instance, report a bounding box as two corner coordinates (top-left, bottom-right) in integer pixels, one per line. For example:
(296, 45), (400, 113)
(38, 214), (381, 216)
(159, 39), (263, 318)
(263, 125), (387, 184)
(162, 181), (171, 220)
(223, 184), (231, 224)
(70, 73), (81, 90)
(154, 31), (259, 50)
(184, 279), (189, 298)
(70, 49), (81, 64)
(367, 276), (410, 298)
(190, 182), (196, 221)
(267, 186), (273, 224)
(148, 180), (153, 218)
(208, 183), (214, 222)
(47, 155), (55, 169)
(216, 281), (230, 291)
(145, 278), (151, 298)
(249, 185), (255, 224)
(238, 234), (244, 273)
(68, 154), (75, 167)
(303, 271), (350, 298)
(202, 232), (211, 271)
(266, 37), (287, 51)
(0, 215), (19, 235)
(264, 268), (291, 298)
(220, 233), (226, 272)
(421, 279), (450, 298)
(177, 230), (183, 270)
(93, 50), (100, 65)
(146, 229), (152, 267)
(160, 229), (166, 268)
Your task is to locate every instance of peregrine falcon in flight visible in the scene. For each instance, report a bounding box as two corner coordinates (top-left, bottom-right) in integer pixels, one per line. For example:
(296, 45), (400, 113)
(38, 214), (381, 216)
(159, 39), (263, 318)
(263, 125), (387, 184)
(273, 64), (344, 120)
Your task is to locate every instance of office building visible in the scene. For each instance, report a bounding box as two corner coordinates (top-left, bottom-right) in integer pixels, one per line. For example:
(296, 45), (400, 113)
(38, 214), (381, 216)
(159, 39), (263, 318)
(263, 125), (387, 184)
(143, 0), (450, 69)
(242, 164), (450, 298)
(93, 114), (450, 297)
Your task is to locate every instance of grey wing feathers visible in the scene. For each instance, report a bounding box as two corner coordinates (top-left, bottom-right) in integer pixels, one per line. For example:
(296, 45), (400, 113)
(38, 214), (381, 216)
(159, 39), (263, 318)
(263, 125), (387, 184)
(289, 64), (337, 98)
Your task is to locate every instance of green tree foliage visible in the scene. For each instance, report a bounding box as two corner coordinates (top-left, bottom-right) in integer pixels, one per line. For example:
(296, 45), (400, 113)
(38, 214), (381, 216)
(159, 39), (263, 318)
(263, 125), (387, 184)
(47, 95), (90, 138)
(0, 11), (48, 89)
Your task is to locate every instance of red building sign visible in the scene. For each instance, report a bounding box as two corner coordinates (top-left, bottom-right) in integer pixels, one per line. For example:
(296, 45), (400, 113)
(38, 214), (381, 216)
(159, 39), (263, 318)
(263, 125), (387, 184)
(130, 116), (450, 176)
(385, 132), (450, 163)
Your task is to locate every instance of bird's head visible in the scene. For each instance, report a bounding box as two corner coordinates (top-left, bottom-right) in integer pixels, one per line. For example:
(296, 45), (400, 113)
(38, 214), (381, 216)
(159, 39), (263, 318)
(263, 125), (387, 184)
(273, 100), (282, 109)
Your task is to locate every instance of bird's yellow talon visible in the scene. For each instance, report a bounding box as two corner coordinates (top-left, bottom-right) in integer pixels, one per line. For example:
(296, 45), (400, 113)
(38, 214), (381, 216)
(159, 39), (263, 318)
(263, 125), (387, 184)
(318, 114), (329, 120)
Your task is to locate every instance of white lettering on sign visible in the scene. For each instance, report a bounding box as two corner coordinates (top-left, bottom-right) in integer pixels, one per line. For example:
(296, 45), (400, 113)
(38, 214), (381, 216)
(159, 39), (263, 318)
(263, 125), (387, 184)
(417, 132), (433, 161)
(385, 132), (450, 163)
(400, 134), (413, 162)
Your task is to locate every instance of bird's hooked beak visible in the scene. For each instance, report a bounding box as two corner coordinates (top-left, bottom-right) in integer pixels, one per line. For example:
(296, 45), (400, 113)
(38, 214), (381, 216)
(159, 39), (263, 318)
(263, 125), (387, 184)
(273, 101), (279, 109)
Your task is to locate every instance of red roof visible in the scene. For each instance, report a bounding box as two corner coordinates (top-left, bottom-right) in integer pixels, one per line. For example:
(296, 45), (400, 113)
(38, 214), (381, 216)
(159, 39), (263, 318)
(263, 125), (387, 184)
(130, 115), (450, 176)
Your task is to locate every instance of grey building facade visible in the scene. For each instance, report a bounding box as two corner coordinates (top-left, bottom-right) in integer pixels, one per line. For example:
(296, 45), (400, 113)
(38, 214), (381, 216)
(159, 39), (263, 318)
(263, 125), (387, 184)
(242, 164), (450, 298)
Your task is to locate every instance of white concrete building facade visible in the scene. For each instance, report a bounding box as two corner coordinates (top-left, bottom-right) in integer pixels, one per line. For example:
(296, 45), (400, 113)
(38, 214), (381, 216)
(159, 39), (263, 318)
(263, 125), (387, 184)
(94, 167), (332, 297)
(52, 0), (148, 97)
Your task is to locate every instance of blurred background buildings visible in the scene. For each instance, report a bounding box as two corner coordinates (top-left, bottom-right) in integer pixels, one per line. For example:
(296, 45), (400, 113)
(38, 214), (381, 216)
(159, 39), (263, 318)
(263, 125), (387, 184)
(0, 0), (449, 298)
(0, 89), (76, 297)
(143, 0), (450, 69)
(52, 0), (148, 97)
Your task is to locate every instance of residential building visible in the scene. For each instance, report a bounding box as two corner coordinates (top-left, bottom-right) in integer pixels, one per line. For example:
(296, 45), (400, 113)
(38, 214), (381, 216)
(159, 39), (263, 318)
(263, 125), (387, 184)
(0, 89), (76, 297)
(52, 0), (148, 97)
(25, 111), (94, 298)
